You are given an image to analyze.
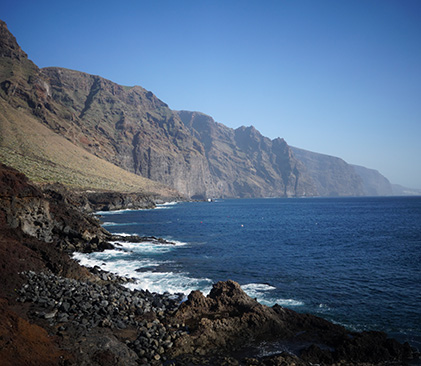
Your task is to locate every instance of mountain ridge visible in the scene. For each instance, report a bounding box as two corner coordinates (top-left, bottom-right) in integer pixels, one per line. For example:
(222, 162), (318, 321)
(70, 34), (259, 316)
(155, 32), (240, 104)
(0, 20), (411, 198)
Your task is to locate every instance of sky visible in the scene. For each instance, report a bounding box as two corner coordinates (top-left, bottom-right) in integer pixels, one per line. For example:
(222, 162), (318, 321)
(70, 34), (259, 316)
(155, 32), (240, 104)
(3, 0), (421, 188)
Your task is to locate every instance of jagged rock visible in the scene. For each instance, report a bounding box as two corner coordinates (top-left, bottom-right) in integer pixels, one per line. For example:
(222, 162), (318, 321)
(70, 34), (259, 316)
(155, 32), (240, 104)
(169, 280), (417, 365)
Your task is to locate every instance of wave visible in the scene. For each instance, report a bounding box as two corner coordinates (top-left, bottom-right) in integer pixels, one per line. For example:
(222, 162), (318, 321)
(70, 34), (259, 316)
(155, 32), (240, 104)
(73, 251), (160, 271)
(111, 240), (184, 254)
(114, 237), (188, 246)
(242, 283), (277, 292)
(111, 232), (133, 237)
(157, 201), (178, 206)
(272, 298), (304, 307)
(95, 209), (137, 215)
(155, 201), (179, 210)
(102, 222), (138, 227)
(73, 240), (212, 296)
(242, 283), (304, 307)
(124, 271), (213, 295)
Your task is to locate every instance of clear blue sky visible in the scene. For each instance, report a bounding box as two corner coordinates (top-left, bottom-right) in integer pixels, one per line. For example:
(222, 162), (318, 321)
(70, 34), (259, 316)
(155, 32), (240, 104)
(3, 0), (421, 188)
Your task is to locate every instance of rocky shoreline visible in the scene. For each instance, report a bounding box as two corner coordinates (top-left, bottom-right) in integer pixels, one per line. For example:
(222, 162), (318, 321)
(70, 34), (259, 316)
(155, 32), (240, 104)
(16, 271), (186, 364)
(0, 163), (419, 365)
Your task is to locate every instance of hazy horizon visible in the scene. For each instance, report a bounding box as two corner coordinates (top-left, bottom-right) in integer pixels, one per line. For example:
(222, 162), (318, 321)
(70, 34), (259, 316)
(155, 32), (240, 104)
(3, 0), (421, 189)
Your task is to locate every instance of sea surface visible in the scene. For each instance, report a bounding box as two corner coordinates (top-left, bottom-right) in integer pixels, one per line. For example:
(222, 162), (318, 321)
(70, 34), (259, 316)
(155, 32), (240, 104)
(74, 196), (421, 349)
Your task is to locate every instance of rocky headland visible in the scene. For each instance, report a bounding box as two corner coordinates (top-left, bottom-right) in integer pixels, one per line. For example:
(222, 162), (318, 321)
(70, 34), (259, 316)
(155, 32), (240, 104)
(0, 162), (419, 365)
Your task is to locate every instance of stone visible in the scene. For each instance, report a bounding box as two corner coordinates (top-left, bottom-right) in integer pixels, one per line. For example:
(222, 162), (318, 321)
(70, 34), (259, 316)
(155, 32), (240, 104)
(44, 309), (57, 319)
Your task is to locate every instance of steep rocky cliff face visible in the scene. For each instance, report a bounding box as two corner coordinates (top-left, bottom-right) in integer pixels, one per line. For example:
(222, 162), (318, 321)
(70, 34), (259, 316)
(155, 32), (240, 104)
(291, 146), (366, 197)
(38, 67), (214, 199)
(178, 111), (317, 197)
(351, 164), (394, 196)
(0, 21), (181, 197)
(39, 69), (319, 198)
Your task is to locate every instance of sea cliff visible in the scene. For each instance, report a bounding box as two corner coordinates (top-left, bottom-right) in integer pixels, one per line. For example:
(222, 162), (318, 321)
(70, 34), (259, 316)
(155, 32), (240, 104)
(1, 19), (403, 200)
(0, 163), (418, 365)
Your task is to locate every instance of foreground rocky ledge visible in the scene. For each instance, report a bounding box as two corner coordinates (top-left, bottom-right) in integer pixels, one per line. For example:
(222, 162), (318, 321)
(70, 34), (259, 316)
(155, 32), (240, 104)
(0, 163), (419, 365)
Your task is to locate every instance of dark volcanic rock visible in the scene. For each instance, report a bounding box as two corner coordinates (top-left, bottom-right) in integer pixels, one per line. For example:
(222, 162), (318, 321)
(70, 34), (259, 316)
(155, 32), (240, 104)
(0, 298), (70, 366)
(0, 20), (29, 60)
(41, 182), (163, 213)
(0, 164), (110, 251)
(169, 280), (418, 365)
(16, 271), (185, 365)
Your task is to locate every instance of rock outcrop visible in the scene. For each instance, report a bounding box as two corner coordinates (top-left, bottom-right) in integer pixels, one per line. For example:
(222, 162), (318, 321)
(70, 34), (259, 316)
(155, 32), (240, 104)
(0, 20), (182, 197)
(41, 182), (161, 213)
(0, 164), (109, 250)
(169, 280), (417, 365)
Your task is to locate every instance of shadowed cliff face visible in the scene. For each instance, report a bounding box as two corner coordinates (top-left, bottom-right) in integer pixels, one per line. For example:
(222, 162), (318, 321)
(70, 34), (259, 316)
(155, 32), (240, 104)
(351, 164), (394, 196)
(0, 21), (182, 197)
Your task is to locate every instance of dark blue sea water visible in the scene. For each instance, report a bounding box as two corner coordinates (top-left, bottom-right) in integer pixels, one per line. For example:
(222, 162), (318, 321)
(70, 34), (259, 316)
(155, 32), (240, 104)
(74, 196), (421, 348)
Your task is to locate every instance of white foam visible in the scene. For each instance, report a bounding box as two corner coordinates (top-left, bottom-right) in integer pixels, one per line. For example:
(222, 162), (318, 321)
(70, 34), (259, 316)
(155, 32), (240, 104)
(272, 298), (304, 307)
(242, 283), (277, 292)
(241, 283), (304, 307)
(72, 242), (212, 296)
(124, 271), (213, 295)
(155, 201), (178, 210)
(95, 209), (135, 215)
(73, 251), (160, 271)
(157, 201), (178, 206)
(111, 241), (177, 254)
(112, 232), (133, 237)
(102, 222), (136, 227)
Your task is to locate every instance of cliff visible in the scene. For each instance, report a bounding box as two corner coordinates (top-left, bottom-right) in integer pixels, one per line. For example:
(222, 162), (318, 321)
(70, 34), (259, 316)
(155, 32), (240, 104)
(291, 147), (366, 197)
(38, 67), (214, 199)
(178, 111), (318, 197)
(351, 164), (394, 196)
(0, 20), (180, 198)
(1, 20), (395, 199)
(291, 146), (399, 197)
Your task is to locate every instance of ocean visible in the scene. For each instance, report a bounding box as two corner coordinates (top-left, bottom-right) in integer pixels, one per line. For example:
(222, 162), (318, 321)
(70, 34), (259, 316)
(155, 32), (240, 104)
(74, 196), (421, 349)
